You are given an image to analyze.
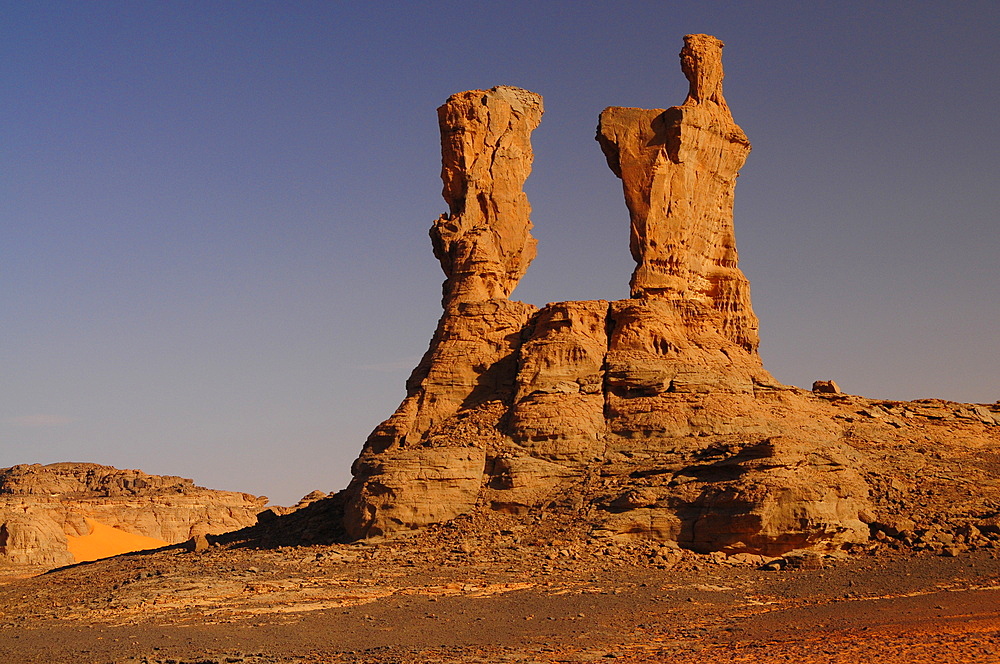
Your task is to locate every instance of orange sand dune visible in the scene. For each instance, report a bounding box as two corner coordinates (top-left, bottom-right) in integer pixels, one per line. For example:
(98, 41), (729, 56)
(66, 518), (169, 563)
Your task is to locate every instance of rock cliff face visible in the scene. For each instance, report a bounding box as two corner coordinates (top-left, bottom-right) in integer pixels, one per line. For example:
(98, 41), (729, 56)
(0, 463), (267, 567)
(341, 35), (1000, 556)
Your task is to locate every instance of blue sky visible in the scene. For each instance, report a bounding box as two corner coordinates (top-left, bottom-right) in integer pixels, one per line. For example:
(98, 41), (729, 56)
(3, 1), (998, 505)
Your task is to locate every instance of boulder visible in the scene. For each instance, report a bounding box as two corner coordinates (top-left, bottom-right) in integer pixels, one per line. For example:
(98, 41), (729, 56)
(813, 380), (842, 394)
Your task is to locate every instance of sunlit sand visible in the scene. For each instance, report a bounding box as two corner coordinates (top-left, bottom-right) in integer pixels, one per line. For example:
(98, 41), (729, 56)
(66, 518), (169, 563)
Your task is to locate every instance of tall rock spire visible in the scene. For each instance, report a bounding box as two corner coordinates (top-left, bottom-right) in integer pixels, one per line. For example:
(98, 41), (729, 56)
(343, 87), (542, 538)
(597, 33), (758, 352)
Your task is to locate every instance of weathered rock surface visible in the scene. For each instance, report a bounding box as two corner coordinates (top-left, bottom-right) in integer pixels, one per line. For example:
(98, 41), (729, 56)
(341, 35), (1000, 557)
(597, 33), (758, 353)
(813, 380), (842, 394)
(344, 87), (543, 539)
(432, 86), (542, 307)
(0, 463), (267, 567)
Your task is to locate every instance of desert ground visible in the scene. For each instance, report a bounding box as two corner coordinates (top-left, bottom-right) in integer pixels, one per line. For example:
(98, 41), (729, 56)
(2, 513), (999, 664)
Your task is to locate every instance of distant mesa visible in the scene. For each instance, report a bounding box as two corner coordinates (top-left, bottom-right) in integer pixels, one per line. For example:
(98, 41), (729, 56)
(0, 462), (267, 568)
(338, 35), (1000, 557)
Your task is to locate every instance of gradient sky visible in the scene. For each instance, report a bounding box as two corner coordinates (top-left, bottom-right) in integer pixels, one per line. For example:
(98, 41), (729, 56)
(3, 1), (998, 506)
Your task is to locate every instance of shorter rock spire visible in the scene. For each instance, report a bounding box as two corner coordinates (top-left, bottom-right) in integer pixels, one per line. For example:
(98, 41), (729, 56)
(431, 86), (542, 307)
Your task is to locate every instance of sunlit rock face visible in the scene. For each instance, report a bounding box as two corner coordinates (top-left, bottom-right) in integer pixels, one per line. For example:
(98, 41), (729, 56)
(432, 86), (542, 308)
(0, 463), (267, 567)
(342, 37), (880, 556)
(597, 33), (758, 353)
(344, 87), (542, 538)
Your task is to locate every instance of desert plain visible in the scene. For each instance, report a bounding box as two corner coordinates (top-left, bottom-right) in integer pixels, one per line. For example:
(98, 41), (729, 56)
(2, 513), (1000, 663)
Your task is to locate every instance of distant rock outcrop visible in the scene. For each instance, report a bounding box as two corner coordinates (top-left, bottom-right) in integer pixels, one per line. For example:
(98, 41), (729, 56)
(0, 463), (267, 567)
(340, 35), (1000, 557)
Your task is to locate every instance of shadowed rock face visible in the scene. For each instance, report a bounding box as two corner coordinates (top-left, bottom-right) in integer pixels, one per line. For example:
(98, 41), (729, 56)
(0, 463), (268, 567)
(338, 36), (1000, 556)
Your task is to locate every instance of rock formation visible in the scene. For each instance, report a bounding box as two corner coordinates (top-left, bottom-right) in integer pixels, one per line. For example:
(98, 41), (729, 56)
(344, 87), (542, 538)
(0, 463), (267, 567)
(432, 86), (541, 307)
(597, 33), (757, 353)
(341, 35), (1000, 557)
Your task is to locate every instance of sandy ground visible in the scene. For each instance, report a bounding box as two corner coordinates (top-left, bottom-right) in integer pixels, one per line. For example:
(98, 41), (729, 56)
(1, 531), (999, 664)
(66, 519), (169, 564)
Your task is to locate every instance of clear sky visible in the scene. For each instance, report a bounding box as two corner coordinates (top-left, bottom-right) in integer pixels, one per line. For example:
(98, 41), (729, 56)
(3, 1), (998, 506)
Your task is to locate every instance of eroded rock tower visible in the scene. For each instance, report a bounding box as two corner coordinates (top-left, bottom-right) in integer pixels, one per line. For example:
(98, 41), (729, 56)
(342, 36), (874, 555)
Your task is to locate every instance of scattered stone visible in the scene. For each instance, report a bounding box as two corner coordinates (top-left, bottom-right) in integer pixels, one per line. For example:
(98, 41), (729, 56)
(780, 550), (826, 570)
(977, 517), (1000, 535)
(183, 534), (211, 553)
(971, 406), (999, 425)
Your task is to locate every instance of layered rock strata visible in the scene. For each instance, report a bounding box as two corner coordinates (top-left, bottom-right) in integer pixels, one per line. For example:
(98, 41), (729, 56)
(0, 463), (267, 567)
(341, 35), (999, 556)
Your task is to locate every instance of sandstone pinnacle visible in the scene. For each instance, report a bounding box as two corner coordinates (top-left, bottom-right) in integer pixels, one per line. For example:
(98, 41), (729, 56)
(596, 33), (758, 353)
(343, 87), (543, 538)
(432, 86), (542, 307)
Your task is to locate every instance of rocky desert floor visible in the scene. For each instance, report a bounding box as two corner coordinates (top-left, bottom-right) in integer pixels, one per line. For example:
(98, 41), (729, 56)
(2, 514), (1000, 664)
